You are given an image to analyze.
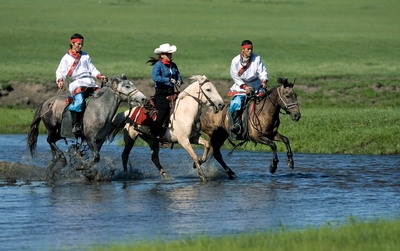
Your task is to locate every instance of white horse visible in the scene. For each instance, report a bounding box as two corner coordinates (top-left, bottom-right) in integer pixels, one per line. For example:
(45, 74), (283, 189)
(112, 75), (224, 182)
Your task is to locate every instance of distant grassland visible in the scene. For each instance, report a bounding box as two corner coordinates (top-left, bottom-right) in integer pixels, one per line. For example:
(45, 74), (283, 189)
(93, 219), (400, 251)
(0, 0), (399, 81)
(0, 0), (399, 155)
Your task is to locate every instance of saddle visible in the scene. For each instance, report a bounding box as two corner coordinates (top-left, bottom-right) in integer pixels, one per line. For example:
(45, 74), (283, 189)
(60, 88), (99, 139)
(128, 92), (179, 128)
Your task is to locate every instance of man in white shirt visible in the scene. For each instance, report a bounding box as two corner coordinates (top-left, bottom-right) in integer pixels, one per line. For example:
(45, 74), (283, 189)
(228, 40), (268, 134)
(55, 33), (107, 135)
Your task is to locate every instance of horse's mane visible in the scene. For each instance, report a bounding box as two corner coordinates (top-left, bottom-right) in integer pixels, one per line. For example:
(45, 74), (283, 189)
(257, 78), (294, 100)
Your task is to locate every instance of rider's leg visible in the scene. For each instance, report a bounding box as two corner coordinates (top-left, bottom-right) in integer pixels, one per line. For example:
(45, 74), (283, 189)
(152, 94), (169, 138)
(68, 92), (85, 135)
(229, 95), (245, 134)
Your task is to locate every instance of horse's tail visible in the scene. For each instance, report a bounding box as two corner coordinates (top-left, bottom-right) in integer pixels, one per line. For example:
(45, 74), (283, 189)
(107, 126), (122, 143)
(27, 104), (42, 156)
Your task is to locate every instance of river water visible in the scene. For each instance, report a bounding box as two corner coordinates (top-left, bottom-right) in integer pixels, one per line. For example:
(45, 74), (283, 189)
(0, 134), (399, 250)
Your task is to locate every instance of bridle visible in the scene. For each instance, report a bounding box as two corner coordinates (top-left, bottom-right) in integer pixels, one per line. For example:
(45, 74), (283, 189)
(197, 79), (221, 113)
(275, 85), (299, 114)
(111, 80), (141, 104)
(180, 79), (221, 113)
(249, 84), (298, 137)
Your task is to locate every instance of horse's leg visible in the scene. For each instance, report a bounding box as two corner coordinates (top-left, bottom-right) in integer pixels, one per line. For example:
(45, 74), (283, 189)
(257, 135), (279, 174)
(78, 138), (100, 170)
(47, 132), (66, 165)
(121, 130), (138, 172)
(191, 136), (210, 166)
(179, 137), (207, 182)
(211, 130), (236, 178)
(149, 140), (170, 179)
(273, 132), (294, 169)
(45, 132), (66, 181)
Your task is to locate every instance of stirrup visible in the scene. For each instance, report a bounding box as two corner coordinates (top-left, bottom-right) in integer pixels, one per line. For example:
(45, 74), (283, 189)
(72, 124), (82, 134)
(230, 124), (241, 134)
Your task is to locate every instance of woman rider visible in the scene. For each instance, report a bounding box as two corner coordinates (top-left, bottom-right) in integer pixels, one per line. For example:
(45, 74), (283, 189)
(147, 43), (183, 138)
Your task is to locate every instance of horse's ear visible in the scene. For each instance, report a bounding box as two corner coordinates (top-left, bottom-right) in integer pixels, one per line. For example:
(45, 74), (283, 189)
(111, 77), (119, 90)
(277, 78), (288, 85)
(120, 73), (127, 80)
(189, 75), (199, 83)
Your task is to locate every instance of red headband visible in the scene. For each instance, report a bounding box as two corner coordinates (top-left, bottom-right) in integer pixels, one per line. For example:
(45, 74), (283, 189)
(71, 38), (83, 43)
(242, 44), (252, 49)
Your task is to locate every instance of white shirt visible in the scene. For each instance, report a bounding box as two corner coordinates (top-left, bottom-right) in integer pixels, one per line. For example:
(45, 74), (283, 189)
(229, 53), (268, 95)
(55, 51), (100, 94)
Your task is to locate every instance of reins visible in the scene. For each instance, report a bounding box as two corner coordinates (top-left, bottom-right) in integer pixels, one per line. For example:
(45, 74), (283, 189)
(249, 85), (298, 137)
(276, 85), (299, 114)
(177, 79), (221, 113)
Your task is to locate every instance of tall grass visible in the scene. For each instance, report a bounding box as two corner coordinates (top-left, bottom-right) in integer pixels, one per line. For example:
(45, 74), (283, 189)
(0, 0), (399, 81)
(93, 219), (400, 251)
(0, 108), (46, 134)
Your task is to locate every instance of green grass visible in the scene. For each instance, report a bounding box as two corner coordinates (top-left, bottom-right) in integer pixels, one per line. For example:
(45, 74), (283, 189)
(0, 0), (399, 81)
(0, 108), (45, 134)
(92, 219), (400, 251)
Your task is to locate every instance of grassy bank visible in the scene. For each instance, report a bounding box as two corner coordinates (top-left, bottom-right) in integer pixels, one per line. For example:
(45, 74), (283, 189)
(93, 219), (400, 251)
(3, 106), (399, 155)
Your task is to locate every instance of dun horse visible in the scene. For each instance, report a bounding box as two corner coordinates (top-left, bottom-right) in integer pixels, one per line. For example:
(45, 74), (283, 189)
(112, 75), (224, 182)
(27, 76), (147, 173)
(200, 78), (301, 178)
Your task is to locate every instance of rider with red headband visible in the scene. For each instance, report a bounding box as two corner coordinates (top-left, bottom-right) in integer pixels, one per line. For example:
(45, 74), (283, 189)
(228, 40), (269, 135)
(55, 33), (107, 136)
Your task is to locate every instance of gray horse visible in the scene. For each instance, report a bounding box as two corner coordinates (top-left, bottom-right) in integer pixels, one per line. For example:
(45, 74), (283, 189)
(27, 76), (147, 175)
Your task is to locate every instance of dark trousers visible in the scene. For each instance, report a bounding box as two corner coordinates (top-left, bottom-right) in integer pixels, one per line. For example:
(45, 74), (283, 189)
(153, 87), (174, 128)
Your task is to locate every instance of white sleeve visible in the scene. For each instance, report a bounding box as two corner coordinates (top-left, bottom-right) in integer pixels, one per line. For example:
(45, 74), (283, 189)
(257, 56), (268, 81)
(229, 56), (246, 87)
(87, 55), (100, 78)
(55, 55), (68, 82)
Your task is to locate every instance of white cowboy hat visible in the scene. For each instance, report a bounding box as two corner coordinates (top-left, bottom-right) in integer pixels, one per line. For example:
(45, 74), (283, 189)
(154, 43), (177, 54)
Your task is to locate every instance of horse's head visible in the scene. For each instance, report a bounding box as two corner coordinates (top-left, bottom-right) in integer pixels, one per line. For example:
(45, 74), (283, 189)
(183, 75), (225, 113)
(110, 75), (147, 107)
(276, 78), (301, 121)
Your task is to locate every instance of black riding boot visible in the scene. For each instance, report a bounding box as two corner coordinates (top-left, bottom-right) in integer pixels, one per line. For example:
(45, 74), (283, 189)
(151, 121), (165, 139)
(230, 110), (242, 135)
(70, 111), (82, 136)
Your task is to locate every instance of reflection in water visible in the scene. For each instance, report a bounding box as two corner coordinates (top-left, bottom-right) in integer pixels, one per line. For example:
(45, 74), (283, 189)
(0, 135), (399, 250)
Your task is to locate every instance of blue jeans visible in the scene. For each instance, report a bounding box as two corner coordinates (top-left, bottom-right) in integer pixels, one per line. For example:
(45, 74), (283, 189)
(229, 95), (246, 113)
(68, 92), (85, 113)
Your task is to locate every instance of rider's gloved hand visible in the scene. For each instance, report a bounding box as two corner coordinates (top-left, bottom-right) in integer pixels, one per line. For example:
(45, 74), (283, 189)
(261, 80), (268, 90)
(176, 80), (182, 87)
(170, 78), (177, 85)
(245, 86), (255, 97)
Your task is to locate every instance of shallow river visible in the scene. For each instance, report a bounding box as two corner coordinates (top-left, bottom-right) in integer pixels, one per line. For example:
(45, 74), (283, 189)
(0, 134), (399, 250)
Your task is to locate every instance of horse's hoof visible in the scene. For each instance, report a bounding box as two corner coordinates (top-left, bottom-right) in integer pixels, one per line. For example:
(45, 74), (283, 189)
(60, 157), (67, 167)
(161, 172), (171, 180)
(269, 164), (277, 174)
(288, 161), (294, 170)
(200, 176), (208, 182)
(76, 164), (90, 171)
(228, 171), (236, 179)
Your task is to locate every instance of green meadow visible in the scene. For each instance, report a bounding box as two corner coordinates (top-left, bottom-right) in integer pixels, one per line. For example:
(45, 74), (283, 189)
(94, 219), (400, 251)
(0, 0), (399, 154)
